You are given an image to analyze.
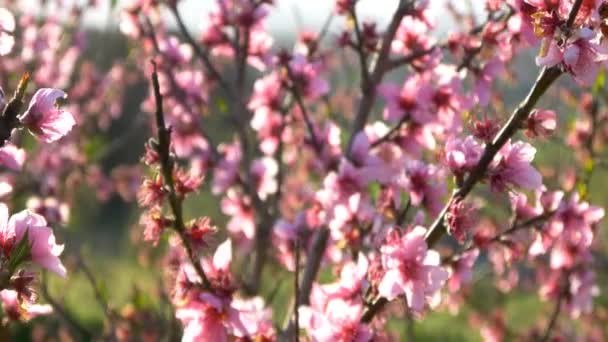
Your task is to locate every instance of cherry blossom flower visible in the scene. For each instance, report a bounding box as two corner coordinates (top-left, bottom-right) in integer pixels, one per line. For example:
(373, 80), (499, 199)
(398, 160), (446, 215)
(526, 109), (557, 138)
(536, 28), (608, 85)
(0, 289), (52, 321)
(299, 298), (373, 342)
(0, 144), (26, 171)
(0, 8), (15, 56)
(444, 136), (483, 176)
(379, 75), (432, 124)
(488, 140), (542, 191)
(0, 203), (66, 277)
(378, 226), (448, 313)
(20, 88), (75, 143)
(447, 249), (479, 293)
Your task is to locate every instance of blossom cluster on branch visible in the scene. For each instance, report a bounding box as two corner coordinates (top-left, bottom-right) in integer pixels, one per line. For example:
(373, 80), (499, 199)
(0, 0), (607, 341)
(119, 0), (608, 340)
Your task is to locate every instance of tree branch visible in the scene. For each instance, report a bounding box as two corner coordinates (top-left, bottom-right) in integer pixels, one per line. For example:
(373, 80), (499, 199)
(346, 0), (413, 155)
(424, 66), (562, 246)
(150, 61), (212, 290)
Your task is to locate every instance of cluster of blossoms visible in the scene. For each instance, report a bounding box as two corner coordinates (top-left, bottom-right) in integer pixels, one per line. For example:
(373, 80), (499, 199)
(118, 0), (608, 340)
(1, 0), (607, 340)
(0, 2), (150, 335)
(0, 7), (75, 321)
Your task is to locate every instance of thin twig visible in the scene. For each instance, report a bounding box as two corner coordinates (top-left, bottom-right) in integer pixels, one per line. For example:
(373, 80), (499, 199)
(442, 211), (554, 264)
(370, 115), (409, 148)
(540, 274), (570, 342)
(349, 6), (370, 87)
(282, 227), (330, 338)
(285, 65), (323, 153)
(78, 258), (118, 339)
(40, 272), (92, 341)
(169, 5), (233, 96)
(150, 61), (212, 290)
(293, 236), (301, 341)
(346, 0), (413, 155)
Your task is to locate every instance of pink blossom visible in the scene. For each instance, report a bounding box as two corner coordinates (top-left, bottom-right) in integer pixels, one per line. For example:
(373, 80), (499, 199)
(0, 144), (26, 171)
(137, 175), (166, 207)
(447, 249), (479, 293)
(299, 298), (373, 342)
(140, 207), (166, 246)
(379, 75), (432, 124)
(509, 192), (542, 221)
(246, 27), (274, 70)
(230, 296), (275, 339)
(176, 293), (232, 342)
(392, 17), (438, 68)
(186, 217), (217, 250)
(398, 160), (446, 216)
(526, 109), (557, 138)
(21, 88), (75, 143)
(26, 196), (70, 226)
(536, 29), (608, 85)
(0, 204), (66, 277)
(250, 157), (278, 200)
(212, 141), (242, 194)
(221, 189), (255, 244)
(547, 194), (603, 269)
(288, 55), (329, 100)
(488, 140), (542, 191)
(318, 253), (369, 301)
(444, 136), (483, 176)
(158, 36), (192, 65)
(562, 29), (608, 84)
(0, 289), (52, 321)
(429, 66), (470, 131)
(472, 58), (504, 106)
(567, 269), (599, 318)
(446, 200), (476, 243)
(378, 226), (448, 312)
(0, 8), (15, 55)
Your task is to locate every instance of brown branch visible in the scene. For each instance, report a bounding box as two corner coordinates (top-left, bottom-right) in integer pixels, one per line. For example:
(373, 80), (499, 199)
(540, 273), (570, 342)
(285, 65), (323, 153)
(169, 5), (233, 96)
(349, 6), (370, 87)
(370, 115), (409, 148)
(346, 0), (414, 155)
(442, 211), (555, 264)
(282, 227), (330, 338)
(298, 228), (329, 306)
(383, 47), (438, 71)
(0, 73), (29, 147)
(150, 61), (212, 290)
(142, 16), (220, 162)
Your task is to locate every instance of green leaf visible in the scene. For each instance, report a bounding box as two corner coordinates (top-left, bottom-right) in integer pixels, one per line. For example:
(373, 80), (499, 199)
(97, 280), (109, 303)
(584, 158), (594, 173)
(216, 98), (229, 114)
(8, 230), (31, 275)
(593, 70), (605, 94)
(83, 136), (107, 161)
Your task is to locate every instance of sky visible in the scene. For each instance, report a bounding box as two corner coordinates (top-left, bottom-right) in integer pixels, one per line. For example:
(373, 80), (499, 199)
(17, 0), (481, 38)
